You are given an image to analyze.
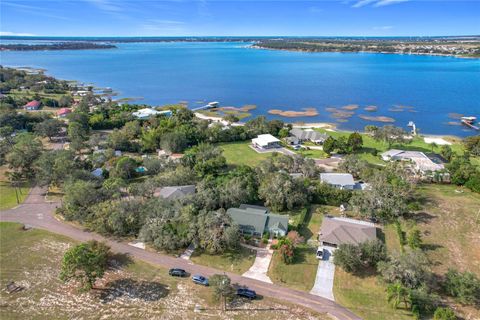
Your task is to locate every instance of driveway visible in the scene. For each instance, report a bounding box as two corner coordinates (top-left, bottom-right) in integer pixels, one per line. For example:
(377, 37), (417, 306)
(310, 247), (336, 301)
(0, 187), (361, 320)
(242, 245), (273, 283)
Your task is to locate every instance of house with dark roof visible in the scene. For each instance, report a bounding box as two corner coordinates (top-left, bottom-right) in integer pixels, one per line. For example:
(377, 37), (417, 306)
(153, 185), (195, 201)
(289, 128), (328, 145)
(23, 100), (41, 110)
(227, 205), (289, 237)
(319, 217), (376, 248)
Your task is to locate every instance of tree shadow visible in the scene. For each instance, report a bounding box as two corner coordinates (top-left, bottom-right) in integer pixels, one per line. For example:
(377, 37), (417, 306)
(352, 266), (378, 279)
(98, 278), (170, 303)
(421, 243), (443, 252)
(410, 211), (437, 224)
(292, 247), (316, 265)
(108, 252), (134, 270)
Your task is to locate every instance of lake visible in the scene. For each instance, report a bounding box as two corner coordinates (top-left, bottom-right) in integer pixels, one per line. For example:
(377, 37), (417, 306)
(1, 41), (479, 136)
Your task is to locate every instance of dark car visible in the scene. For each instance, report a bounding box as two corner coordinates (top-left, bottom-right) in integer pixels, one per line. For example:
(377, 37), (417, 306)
(237, 288), (257, 299)
(192, 275), (209, 286)
(169, 268), (187, 277)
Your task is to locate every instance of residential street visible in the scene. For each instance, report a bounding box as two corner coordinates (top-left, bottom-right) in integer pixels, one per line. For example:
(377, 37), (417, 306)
(0, 187), (361, 320)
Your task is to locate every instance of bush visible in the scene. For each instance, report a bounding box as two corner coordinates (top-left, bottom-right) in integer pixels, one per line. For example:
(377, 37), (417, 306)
(433, 307), (457, 320)
(444, 269), (480, 305)
(333, 243), (363, 273)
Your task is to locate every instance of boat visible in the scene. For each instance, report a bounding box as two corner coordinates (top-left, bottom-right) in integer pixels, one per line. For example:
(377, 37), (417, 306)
(461, 116), (479, 130)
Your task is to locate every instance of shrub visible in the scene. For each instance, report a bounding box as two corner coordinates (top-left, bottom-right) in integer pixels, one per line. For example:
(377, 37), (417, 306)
(444, 269), (480, 305)
(433, 307), (457, 320)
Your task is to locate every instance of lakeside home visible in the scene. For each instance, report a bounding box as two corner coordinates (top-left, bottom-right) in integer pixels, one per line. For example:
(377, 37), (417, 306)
(288, 128), (329, 145)
(132, 108), (172, 119)
(251, 134), (281, 149)
(381, 149), (445, 173)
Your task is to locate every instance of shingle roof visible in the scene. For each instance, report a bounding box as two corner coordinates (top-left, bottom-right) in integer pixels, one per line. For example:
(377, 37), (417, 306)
(227, 208), (267, 235)
(320, 173), (355, 187)
(319, 217), (376, 246)
(154, 185), (195, 200)
(24, 100), (41, 108)
(266, 214), (289, 232)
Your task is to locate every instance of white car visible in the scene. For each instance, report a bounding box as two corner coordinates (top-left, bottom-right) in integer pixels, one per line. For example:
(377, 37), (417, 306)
(316, 246), (324, 259)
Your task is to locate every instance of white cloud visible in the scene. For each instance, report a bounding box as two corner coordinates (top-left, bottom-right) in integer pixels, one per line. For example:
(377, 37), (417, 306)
(351, 0), (409, 7)
(0, 31), (36, 36)
(374, 0), (409, 7)
(85, 0), (123, 12)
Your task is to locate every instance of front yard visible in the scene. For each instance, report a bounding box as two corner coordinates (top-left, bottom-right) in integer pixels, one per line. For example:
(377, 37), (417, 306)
(190, 246), (256, 274)
(218, 141), (272, 167)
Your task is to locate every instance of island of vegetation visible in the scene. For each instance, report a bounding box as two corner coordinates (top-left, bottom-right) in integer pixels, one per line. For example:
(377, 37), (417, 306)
(253, 36), (480, 58)
(0, 42), (117, 51)
(1, 66), (479, 320)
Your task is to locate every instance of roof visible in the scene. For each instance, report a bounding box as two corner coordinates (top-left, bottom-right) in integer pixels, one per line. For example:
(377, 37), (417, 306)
(24, 100), (41, 108)
(132, 108), (171, 119)
(239, 204), (268, 213)
(57, 108), (72, 115)
(266, 214), (289, 232)
(290, 128), (328, 142)
(252, 134), (280, 146)
(227, 208), (268, 235)
(320, 173), (355, 187)
(382, 149), (444, 172)
(319, 217), (377, 246)
(154, 185), (195, 200)
(91, 168), (103, 177)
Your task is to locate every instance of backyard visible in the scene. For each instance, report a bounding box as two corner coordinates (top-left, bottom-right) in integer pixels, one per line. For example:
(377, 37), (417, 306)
(0, 222), (325, 320)
(219, 141), (272, 167)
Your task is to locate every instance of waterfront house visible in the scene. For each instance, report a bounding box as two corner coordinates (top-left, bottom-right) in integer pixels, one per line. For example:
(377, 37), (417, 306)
(381, 149), (445, 173)
(132, 108), (172, 119)
(289, 128), (328, 145)
(319, 217), (376, 248)
(23, 100), (41, 110)
(320, 173), (356, 190)
(227, 204), (289, 237)
(252, 134), (281, 149)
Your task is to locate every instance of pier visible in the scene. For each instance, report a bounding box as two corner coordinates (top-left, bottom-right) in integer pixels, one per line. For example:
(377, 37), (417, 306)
(192, 101), (220, 111)
(461, 117), (479, 130)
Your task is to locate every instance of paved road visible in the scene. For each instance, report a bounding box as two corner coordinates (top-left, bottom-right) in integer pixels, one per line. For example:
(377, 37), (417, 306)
(0, 187), (361, 320)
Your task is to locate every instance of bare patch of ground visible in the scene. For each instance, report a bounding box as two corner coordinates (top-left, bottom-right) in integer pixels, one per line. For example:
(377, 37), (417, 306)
(268, 108), (319, 117)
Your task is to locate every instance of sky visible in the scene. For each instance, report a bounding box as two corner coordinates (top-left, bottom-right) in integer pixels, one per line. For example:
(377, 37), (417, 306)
(1, 0), (479, 37)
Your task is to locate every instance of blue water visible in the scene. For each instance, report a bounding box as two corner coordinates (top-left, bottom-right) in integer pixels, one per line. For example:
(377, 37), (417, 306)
(1, 41), (479, 136)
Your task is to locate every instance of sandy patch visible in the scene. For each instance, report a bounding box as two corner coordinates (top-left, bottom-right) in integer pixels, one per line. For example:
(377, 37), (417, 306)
(424, 137), (452, 145)
(364, 105), (377, 112)
(268, 108), (319, 117)
(341, 104), (359, 111)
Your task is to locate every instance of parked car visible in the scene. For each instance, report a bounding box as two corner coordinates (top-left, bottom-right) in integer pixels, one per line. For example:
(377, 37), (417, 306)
(192, 275), (209, 286)
(316, 246), (324, 259)
(293, 145), (301, 150)
(169, 268), (187, 277)
(237, 288), (257, 299)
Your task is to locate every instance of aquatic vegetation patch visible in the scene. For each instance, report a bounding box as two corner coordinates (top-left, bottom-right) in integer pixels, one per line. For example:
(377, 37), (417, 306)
(448, 113), (464, 119)
(268, 107), (319, 117)
(364, 105), (377, 112)
(341, 104), (359, 111)
(358, 115), (395, 123)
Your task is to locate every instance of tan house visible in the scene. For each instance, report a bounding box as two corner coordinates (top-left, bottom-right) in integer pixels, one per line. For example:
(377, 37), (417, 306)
(318, 217), (376, 248)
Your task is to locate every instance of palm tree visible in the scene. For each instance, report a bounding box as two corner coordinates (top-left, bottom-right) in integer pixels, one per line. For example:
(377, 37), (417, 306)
(430, 142), (438, 153)
(387, 282), (410, 309)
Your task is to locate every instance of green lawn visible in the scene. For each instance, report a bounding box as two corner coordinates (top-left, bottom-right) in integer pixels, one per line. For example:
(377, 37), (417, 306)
(190, 246), (256, 274)
(313, 128), (473, 166)
(0, 222), (324, 320)
(334, 269), (413, 320)
(218, 141), (272, 167)
(268, 245), (319, 292)
(0, 181), (30, 210)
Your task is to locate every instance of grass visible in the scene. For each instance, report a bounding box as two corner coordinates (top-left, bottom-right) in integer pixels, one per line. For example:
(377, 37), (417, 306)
(219, 141), (272, 167)
(268, 245), (319, 292)
(0, 222), (325, 320)
(190, 246), (256, 274)
(268, 206), (323, 292)
(334, 269), (413, 320)
(313, 128), (475, 166)
(294, 148), (328, 159)
(0, 181), (30, 210)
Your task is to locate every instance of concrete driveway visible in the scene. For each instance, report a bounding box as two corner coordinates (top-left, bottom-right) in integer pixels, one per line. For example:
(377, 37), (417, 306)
(310, 247), (336, 301)
(242, 245), (273, 283)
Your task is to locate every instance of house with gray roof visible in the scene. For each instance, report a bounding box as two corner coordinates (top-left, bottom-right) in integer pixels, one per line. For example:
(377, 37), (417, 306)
(227, 205), (289, 237)
(320, 173), (356, 190)
(154, 185), (195, 201)
(381, 149), (445, 173)
(289, 128), (329, 145)
(319, 217), (376, 248)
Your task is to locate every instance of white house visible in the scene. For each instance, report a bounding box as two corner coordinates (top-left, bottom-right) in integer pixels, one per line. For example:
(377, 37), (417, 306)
(252, 134), (281, 149)
(381, 149), (444, 173)
(320, 173), (356, 190)
(132, 108), (172, 119)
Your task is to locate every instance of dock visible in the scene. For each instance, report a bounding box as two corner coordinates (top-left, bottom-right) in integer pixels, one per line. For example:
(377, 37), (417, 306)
(192, 101), (220, 111)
